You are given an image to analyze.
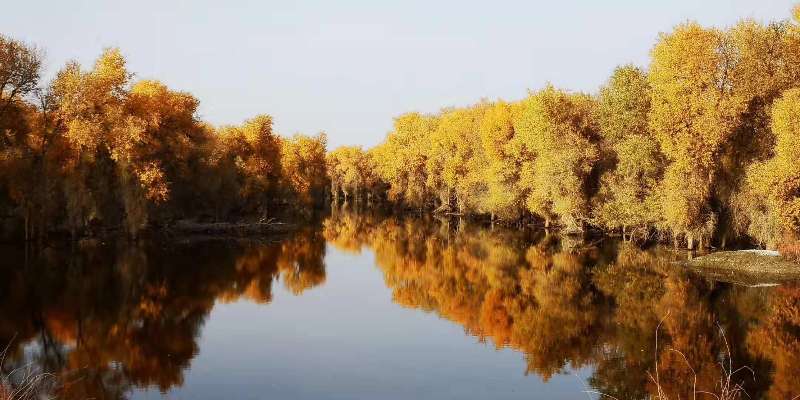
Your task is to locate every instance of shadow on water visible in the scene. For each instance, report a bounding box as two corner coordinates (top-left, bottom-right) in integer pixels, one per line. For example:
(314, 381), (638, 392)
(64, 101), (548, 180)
(1, 207), (799, 399)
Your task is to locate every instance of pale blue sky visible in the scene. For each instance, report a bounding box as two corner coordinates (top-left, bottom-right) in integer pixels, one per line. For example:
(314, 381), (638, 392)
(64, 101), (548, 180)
(1, 0), (795, 149)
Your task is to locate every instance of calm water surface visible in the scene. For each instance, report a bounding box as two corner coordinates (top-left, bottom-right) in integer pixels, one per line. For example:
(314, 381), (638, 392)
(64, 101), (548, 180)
(1, 211), (798, 399)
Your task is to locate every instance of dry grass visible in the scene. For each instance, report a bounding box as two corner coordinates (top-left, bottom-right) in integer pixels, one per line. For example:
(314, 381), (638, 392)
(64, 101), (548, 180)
(649, 318), (753, 400)
(585, 312), (758, 400)
(0, 340), (56, 400)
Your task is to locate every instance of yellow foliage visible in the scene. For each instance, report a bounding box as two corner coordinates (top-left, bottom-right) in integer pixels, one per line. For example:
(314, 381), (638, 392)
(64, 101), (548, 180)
(513, 86), (600, 229)
(372, 112), (438, 208)
(649, 23), (743, 241)
(594, 66), (663, 234)
(327, 145), (378, 201)
(425, 104), (488, 213)
(279, 133), (328, 206)
(739, 88), (800, 247)
(5, 3), (800, 245)
(479, 101), (522, 219)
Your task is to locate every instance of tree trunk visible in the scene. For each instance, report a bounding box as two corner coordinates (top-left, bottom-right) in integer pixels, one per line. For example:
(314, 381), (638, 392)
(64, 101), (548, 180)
(24, 208), (29, 242)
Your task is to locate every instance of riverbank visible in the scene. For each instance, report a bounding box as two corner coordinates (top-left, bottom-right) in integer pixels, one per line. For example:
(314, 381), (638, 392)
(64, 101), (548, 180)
(686, 250), (800, 285)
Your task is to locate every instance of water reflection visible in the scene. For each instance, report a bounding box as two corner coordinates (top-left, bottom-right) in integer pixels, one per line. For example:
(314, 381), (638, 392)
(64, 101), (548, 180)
(323, 209), (799, 400)
(0, 227), (326, 398)
(0, 210), (798, 399)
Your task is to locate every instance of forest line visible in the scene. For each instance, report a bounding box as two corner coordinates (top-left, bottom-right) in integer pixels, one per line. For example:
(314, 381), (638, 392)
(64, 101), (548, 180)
(2, 5), (800, 252)
(328, 6), (800, 253)
(0, 42), (329, 240)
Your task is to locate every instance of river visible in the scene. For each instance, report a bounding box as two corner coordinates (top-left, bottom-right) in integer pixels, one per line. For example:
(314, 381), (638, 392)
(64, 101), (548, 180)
(0, 210), (797, 399)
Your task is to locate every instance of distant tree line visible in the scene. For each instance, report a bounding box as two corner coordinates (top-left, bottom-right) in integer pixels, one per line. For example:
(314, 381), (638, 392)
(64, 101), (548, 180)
(326, 6), (800, 252)
(0, 41), (328, 240)
(3, 5), (800, 251)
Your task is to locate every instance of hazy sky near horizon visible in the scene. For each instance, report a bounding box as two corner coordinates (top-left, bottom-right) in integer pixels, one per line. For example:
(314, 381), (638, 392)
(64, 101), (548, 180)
(1, 0), (796, 148)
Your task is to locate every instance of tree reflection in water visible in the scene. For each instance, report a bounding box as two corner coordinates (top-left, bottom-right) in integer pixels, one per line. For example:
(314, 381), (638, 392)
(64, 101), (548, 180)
(0, 226), (326, 399)
(323, 209), (798, 400)
(0, 210), (798, 399)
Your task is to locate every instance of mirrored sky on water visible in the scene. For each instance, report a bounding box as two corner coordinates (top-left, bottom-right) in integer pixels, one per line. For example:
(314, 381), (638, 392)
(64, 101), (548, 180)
(132, 246), (586, 400)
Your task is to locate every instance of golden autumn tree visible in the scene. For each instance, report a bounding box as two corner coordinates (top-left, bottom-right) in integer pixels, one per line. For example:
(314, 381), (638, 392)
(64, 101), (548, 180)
(479, 100), (523, 220)
(278, 132), (328, 209)
(0, 34), (41, 199)
(649, 23), (746, 248)
(0, 34), (40, 116)
(123, 80), (211, 234)
(372, 112), (437, 209)
(715, 18), (800, 245)
(512, 86), (601, 231)
(6, 99), (67, 242)
(326, 145), (379, 203)
(723, 19), (800, 161)
(51, 48), (133, 238)
(0, 37), (50, 240)
(738, 88), (800, 248)
(215, 114), (282, 218)
(425, 104), (487, 214)
(594, 65), (664, 239)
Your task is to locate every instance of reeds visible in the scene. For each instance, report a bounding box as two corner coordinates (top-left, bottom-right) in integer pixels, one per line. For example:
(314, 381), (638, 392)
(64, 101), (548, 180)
(585, 312), (757, 400)
(0, 340), (56, 400)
